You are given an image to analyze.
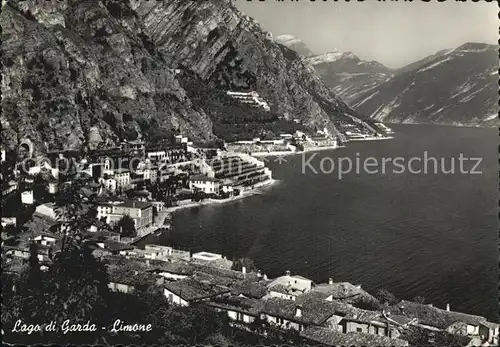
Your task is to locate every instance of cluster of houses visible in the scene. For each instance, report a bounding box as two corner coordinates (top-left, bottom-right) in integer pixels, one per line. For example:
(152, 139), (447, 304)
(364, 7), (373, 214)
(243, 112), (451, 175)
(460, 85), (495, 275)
(1, 134), (275, 281)
(336, 120), (394, 141)
(1, 132), (274, 224)
(226, 129), (338, 155)
(88, 244), (500, 346)
(2, 132), (496, 346)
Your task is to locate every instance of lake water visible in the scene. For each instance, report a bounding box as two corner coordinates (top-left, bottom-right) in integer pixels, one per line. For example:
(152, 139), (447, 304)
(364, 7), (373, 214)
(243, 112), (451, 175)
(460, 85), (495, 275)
(140, 124), (497, 321)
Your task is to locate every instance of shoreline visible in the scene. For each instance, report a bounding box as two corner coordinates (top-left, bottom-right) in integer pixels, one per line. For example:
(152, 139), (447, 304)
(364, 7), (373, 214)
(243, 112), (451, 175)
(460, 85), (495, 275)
(164, 179), (277, 213)
(249, 145), (340, 158)
(345, 135), (394, 142)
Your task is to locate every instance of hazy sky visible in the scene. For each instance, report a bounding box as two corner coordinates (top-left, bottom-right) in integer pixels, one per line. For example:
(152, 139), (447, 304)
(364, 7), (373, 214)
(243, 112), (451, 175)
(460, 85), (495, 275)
(235, 1), (497, 68)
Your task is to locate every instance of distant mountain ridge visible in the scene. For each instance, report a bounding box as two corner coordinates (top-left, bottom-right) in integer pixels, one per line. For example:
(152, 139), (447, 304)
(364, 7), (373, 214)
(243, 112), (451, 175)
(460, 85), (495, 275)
(306, 50), (393, 104)
(277, 34), (498, 127)
(274, 34), (315, 57)
(351, 42), (498, 127)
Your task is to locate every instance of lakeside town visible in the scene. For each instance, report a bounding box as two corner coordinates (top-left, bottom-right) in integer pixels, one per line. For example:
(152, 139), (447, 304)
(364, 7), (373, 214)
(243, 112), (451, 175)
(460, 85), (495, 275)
(1, 118), (498, 346)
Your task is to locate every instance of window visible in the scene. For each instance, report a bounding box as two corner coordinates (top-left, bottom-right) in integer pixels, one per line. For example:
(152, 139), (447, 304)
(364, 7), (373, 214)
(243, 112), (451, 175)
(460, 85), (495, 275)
(356, 328), (363, 332)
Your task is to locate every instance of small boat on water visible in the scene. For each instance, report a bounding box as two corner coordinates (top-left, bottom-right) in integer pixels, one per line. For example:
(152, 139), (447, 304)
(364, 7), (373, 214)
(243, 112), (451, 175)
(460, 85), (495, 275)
(153, 229), (162, 236)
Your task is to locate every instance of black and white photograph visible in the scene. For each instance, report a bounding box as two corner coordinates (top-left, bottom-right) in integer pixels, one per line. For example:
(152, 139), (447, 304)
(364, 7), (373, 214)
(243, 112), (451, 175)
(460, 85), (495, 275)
(1, 0), (498, 345)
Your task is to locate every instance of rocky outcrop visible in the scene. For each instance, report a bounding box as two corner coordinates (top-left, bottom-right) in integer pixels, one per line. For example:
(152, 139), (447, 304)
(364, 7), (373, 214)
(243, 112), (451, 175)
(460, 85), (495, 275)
(1, 0), (377, 154)
(351, 43), (498, 127)
(1, 0), (215, 155)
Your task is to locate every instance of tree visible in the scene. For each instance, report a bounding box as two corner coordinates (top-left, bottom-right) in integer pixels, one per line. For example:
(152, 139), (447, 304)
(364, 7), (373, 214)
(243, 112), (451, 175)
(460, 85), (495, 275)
(165, 306), (230, 344)
(115, 215), (136, 237)
(191, 187), (206, 202)
(375, 289), (398, 306)
(231, 257), (257, 272)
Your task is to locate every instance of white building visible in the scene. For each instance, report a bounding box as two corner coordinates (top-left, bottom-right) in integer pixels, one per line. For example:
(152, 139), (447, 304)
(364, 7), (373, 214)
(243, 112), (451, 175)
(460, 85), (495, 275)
(95, 197), (153, 230)
(48, 182), (58, 194)
(192, 251), (223, 262)
(1, 217), (16, 228)
(189, 175), (220, 194)
(144, 244), (173, 258)
(174, 135), (189, 144)
(32, 232), (57, 246)
(35, 203), (58, 220)
(267, 271), (313, 301)
(147, 151), (166, 162)
(21, 190), (34, 205)
(113, 168), (130, 188)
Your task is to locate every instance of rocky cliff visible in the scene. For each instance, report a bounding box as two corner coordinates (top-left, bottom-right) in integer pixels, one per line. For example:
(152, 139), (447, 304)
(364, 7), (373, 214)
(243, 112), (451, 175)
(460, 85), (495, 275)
(351, 43), (498, 127)
(1, 0), (373, 155)
(1, 0), (215, 155)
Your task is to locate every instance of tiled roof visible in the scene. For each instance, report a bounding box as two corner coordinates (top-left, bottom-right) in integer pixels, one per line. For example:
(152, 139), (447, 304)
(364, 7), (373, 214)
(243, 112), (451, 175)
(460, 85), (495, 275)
(391, 300), (488, 329)
(263, 291), (388, 327)
(262, 295), (349, 326)
(388, 314), (415, 326)
(94, 197), (151, 209)
(162, 278), (230, 302)
(312, 282), (376, 301)
(207, 295), (264, 316)
(193, 271), (236, 288)
(150, 262), (195, 276)
(300, 326), (408, 347)
(231, 280), (269, 299)
(191, 263), (256, 281)
(107, 266), (157, 287)
(269, 283), (304, 296)
(24, 214), (60, 232)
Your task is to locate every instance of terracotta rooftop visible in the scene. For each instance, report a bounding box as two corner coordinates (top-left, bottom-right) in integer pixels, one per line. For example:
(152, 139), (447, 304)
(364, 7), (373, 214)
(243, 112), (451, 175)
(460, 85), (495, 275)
(300, 326), (408, 347)
(162, 278), (230, 302)
(262, 295), (352, 326)
(107, 266), (157, 287)
(231, 279), (269, 299)
(149, 262), (195, 276)
(207, 295), (264, 316)
(391, 300), (489, 329)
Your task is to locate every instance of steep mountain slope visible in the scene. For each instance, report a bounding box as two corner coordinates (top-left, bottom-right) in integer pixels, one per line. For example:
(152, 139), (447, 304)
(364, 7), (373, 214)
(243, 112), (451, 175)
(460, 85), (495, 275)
(1, 0), (376, 155)
(351, 43), (498, 127)
(274, 34), (315, 57)
(306, 50), (393, 104)
(395, 49), (450, 76)
(1, 0), (214, 154)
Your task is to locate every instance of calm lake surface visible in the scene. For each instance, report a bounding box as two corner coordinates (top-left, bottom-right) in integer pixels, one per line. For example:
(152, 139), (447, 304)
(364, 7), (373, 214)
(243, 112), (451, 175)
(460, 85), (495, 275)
(141, 124), (497, 321)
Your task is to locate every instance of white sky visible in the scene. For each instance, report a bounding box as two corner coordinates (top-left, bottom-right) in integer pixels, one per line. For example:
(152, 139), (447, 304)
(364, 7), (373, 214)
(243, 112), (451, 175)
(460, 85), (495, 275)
(235, 0), (497, 68)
